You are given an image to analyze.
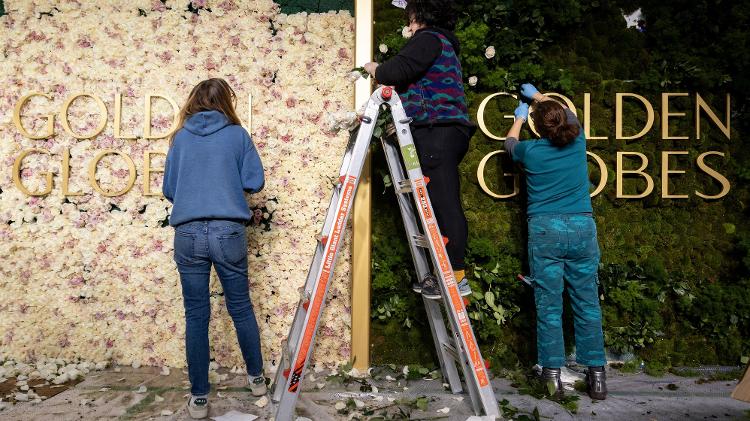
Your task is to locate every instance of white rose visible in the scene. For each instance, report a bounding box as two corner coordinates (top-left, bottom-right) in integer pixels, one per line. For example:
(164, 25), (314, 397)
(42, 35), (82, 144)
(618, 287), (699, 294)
(468, 76), (478, 86)
(485, 46), (496, 59)
(379, 43), (388, 54)
(401, 26), (413, 38)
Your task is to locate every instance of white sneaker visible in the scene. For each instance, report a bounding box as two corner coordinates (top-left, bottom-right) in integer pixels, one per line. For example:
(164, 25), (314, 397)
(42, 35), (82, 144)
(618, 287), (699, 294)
(187, 395), (208, 419)
(457, 278), (472, 296)
(247, 374), (267, 396)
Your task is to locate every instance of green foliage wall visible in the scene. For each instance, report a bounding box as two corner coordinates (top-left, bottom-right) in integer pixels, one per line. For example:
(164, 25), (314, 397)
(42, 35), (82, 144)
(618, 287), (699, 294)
(370, 0), (750, 371)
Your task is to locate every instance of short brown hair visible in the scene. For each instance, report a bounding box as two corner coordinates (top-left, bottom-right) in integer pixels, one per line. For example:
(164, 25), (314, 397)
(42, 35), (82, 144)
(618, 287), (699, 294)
(531, 100), (580, 147)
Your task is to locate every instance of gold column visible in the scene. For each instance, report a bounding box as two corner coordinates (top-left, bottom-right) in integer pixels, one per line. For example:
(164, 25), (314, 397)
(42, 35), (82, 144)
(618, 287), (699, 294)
(351, 0), (373, 371)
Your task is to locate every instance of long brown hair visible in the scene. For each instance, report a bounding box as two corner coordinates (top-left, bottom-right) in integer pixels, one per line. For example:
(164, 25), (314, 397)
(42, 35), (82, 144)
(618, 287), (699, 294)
(531, 100), (580, 147)
(170, 78), (242, 145)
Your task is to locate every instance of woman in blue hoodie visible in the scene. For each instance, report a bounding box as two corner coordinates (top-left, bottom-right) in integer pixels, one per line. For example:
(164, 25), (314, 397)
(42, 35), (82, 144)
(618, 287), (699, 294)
(163, 78), (266, 419)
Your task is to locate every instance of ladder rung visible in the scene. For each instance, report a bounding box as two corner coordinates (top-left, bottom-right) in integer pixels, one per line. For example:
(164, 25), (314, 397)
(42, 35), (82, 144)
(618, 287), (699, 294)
(396, 180), (412, 194)
(412, 234), (429, 248)
(441, 341), (459, 362)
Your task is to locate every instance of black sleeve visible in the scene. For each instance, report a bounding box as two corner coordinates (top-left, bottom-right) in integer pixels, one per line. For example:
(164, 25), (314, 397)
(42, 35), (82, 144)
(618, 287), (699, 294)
(374, 33), (442, 87)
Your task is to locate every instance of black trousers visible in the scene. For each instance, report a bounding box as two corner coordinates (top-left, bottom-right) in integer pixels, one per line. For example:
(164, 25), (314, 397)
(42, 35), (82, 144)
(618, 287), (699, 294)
(411, 124), (472, 270)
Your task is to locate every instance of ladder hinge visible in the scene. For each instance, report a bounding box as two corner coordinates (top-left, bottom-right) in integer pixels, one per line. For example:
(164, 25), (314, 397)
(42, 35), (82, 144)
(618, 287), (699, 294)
(396, 180), (412, 194)
(412, 234), (430, 248)
(442, 341), (459, 362)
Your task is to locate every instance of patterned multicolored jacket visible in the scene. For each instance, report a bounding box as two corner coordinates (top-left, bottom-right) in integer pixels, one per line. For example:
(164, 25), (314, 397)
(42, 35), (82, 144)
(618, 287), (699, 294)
(399, 30), (471, 126)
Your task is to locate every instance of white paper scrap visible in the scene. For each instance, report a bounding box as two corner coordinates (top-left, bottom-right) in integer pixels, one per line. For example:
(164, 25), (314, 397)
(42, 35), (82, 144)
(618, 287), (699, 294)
(210, 410), (259, 421)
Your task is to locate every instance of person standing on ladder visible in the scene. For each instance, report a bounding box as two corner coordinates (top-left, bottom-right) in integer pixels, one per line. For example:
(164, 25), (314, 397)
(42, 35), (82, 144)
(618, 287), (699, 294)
(504, 83), (608, 400)
(364, 0), (474, 299)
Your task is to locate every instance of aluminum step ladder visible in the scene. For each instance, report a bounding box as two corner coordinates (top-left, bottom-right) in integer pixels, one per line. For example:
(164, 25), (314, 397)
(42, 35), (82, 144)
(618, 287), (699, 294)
(271, 86), (500, 420)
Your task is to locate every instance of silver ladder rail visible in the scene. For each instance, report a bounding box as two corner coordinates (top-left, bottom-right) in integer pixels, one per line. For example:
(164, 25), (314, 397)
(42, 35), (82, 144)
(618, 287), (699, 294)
(271, 86), (500, 420)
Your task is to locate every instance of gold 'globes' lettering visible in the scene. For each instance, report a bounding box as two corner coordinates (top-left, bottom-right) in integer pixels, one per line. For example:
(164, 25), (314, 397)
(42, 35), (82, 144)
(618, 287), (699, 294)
(661, 151), (689, 199)
(13, 149), (53, 196)
(88, 150), (137, 197)
(696, 152), (731, 199)
(143, 151), (166, 196)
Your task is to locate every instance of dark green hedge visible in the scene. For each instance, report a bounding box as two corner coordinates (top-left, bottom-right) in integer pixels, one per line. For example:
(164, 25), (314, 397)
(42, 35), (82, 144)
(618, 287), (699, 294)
(370, 0), (750, 372)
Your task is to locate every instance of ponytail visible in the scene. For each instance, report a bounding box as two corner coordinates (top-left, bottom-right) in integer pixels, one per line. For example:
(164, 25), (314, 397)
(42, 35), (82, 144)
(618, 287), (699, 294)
(531, 100), (580, 147)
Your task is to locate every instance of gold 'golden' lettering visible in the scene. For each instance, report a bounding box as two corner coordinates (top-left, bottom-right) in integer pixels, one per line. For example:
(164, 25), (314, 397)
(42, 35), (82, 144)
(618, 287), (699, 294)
(696, 93), (731, 140)
(60, 93), (108, 139)
(144, 94), (180, 139)
(13, 92), (55, 139)
(661, 92), (689, 140)
(615, 93), (655, 140)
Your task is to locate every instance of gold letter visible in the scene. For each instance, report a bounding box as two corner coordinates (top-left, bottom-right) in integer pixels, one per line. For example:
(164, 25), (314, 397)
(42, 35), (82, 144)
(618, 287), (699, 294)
(616, 152), (654, 198)
(143, 151), (166, 196)
(696, 93), (730, 140)
(13, 92), (55, 139)
(114, 92), (136, 139)
(13, 148), (53, 196)
(587, 151), (608, 197)
(144, 94), (180, 139)
(62, 147), (83, 196)
(60, 93), (108, 139)
(477, 93), (517, 140)
(88, 150), (137, 197)
(528, 93), (577, 137)
(661, 151), (689, 199)
(476, 150), (519, 198)
(584, 93), (607, 140)
(616, 93), (655, 139)
(661, 92), (689, 140)
(696, 151), (730, 199)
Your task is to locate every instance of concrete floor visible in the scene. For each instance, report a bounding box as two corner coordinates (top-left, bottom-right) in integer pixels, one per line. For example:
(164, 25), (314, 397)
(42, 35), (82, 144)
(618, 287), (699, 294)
(0, 365), (748, 420)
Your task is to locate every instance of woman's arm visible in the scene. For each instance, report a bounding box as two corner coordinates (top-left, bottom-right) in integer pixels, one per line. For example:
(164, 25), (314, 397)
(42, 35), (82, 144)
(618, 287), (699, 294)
(504, 101), (529, 159)
(365, 33), (442, 86)
(521, 83), (580, 126)
(162, 149), (175, 203)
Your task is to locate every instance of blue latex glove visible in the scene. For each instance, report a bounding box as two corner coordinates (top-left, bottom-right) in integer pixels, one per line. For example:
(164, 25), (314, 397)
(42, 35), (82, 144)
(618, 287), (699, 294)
(520, 83), (539, 101)
(514, 101), (529, 121)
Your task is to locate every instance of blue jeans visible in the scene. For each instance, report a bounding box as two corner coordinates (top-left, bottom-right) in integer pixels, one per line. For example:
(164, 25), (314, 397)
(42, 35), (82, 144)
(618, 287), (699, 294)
(173, 220), (263, 396)
(528, 214), (606, 368)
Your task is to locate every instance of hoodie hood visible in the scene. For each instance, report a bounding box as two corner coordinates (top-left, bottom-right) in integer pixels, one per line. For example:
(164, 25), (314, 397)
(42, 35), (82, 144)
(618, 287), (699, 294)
(183, 110), (231, 136)
(421, 26), (461, 56)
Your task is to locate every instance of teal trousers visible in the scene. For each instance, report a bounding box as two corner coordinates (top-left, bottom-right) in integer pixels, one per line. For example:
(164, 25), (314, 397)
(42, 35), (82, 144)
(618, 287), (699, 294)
(528, 214), (606, 368)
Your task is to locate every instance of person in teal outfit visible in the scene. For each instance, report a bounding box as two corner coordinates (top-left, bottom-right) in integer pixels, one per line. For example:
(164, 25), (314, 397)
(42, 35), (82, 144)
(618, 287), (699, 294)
(504, 83), (607, 400)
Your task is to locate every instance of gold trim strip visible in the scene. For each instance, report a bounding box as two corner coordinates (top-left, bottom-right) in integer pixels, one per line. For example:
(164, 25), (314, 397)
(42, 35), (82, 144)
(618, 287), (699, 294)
(351, 0), (373, 371)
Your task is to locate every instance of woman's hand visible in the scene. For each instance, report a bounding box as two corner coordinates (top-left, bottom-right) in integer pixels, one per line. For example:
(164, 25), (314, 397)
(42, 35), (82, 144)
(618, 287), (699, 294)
(520, 83), (547, 103)
(363, 62), (379, 77)
(520, 83), (539, 101)
(514, 101), (529, 122)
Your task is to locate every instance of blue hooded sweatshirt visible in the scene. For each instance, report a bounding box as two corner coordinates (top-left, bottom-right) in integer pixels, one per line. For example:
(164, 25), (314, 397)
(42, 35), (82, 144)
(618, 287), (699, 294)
(162, 110), (264, 226)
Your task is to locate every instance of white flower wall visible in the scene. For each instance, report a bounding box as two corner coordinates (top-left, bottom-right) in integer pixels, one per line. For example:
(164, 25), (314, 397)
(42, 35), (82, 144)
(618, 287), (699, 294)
(0, 0), (355, 370)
